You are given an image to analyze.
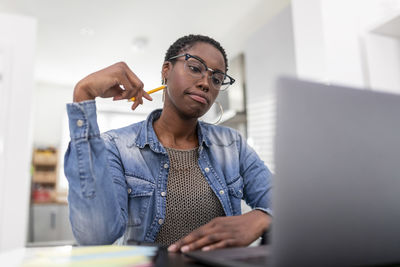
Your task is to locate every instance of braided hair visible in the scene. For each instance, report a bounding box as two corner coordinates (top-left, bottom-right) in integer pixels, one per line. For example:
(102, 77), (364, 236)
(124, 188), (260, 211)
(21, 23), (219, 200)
(164, 34), (228, 72)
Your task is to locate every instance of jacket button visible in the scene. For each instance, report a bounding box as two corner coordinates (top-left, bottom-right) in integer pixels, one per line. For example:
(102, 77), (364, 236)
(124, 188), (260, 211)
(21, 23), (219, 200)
(76, 119), (84, 127)
(158, 219), (164, 225)
(164, 163), (169, 169)
(160, 192), (166, 197)
(219, 190), (224, 195)
(127, 188), (132, 194)
(204, 167), (210, 173)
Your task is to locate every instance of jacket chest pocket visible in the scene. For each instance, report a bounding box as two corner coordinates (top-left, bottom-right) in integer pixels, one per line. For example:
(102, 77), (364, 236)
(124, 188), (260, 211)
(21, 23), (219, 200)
(126, 176), (155, 227)
(227, 176), (244, 215)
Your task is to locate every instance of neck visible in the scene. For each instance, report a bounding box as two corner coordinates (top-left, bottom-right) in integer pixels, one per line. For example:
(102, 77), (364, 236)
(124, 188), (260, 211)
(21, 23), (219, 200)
(153, 107), (199, 150)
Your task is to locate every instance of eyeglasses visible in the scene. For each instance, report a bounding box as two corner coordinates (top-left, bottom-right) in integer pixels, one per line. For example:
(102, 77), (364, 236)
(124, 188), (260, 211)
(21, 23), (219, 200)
(168, 53), (235, 91)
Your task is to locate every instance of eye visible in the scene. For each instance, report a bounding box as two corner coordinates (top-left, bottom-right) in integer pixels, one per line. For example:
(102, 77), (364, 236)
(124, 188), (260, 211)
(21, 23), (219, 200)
(212, 77), (222, 85)
(211, 73), (224, 86)
(186, 61), (204, 74)
(188, 65), (202, 73)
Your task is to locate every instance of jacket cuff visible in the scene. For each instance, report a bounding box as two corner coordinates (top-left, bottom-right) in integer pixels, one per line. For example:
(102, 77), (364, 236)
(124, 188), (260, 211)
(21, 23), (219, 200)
(66, 100), (99, 140)
(255, 207), (273, 217)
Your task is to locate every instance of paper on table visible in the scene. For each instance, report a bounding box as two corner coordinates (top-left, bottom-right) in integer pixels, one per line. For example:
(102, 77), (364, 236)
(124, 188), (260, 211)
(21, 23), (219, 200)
(20, 245), (158, 267)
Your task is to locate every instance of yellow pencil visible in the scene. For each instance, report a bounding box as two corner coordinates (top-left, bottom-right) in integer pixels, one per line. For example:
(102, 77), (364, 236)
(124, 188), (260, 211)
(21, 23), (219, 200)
(129, 85), (166, 102)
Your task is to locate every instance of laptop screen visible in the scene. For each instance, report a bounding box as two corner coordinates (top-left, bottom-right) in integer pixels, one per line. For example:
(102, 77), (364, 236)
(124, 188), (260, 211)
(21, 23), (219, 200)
(272, 77), (400, 267)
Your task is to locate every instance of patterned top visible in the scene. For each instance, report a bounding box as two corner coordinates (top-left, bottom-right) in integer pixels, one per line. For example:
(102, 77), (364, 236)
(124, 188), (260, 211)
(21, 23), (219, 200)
(155, 147), (226, 246)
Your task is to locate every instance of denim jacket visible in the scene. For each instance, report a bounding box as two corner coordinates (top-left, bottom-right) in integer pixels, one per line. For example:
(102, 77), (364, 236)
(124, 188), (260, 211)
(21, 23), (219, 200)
(64, 100), (272, 245)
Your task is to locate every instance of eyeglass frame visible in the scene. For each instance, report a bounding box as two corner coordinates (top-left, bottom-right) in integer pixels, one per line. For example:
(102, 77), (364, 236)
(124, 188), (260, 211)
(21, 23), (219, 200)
(168, 53), (235, 90)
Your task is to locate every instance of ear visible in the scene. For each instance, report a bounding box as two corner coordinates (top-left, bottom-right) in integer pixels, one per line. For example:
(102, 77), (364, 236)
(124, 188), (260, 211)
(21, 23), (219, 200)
(161, 61), (172, 82)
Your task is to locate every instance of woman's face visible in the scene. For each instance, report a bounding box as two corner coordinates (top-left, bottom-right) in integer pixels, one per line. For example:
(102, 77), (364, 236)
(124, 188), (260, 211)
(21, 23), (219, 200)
(163, 42), (226, 119)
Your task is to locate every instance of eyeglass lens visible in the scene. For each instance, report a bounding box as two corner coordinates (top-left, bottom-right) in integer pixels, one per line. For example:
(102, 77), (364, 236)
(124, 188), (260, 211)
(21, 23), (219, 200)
(184, 57), (229, 91)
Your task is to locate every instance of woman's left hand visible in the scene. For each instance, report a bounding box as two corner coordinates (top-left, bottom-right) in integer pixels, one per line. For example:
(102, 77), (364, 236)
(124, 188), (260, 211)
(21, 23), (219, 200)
(168, 210), (271, 253)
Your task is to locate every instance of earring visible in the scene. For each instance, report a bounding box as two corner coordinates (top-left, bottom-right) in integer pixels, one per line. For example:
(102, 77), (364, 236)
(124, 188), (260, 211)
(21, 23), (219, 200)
(200, 101), (224, 125)
(162, 78), (167, 102)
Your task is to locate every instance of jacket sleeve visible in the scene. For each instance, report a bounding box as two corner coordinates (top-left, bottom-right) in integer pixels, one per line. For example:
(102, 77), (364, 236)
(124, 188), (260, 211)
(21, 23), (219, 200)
(237, 132), (273, 216)
(64, 100), (128, 245)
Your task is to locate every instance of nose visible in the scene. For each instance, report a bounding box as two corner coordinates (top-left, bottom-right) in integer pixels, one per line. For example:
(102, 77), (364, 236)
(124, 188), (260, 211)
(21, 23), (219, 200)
(196, 71), (211, 92)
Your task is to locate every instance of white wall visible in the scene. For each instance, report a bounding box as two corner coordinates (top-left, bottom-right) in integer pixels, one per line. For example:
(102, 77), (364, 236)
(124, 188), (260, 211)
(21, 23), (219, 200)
(32, 82), (73, 148)
(243, 0), (400, 173)
(365, 34), (400, 94)
(292, 0), (400, 91)
(292, 0), (365, 87)
(244, 5), (296, 172)
(364, 0), (400, 94)
(291, 0), (327, 82)
(0, 13), (36, 252)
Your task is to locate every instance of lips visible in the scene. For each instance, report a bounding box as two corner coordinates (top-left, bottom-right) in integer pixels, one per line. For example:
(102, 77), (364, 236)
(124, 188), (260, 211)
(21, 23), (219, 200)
(187, 92), (208, 104)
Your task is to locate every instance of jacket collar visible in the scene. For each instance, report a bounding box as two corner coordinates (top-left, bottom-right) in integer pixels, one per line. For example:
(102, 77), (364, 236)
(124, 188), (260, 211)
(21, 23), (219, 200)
(131, 109), (212, 153)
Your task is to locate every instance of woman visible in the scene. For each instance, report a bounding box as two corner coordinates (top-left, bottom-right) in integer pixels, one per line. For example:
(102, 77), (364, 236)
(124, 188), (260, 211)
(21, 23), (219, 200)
(65, 34), (272, 252)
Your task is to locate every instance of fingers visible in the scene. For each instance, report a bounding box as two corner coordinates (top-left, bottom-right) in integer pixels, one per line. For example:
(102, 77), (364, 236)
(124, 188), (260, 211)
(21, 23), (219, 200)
(112, 63), (154, 107)
(130, 99), (141, 110)
(124, 63), (144, 93)
(74, 61), (152, 105)
(117, 71), (143, 101)
(180, 233), (227, 253)
(201, 239), (236, 251)
(169, 218), (225, 253)
(167, 214), (261, 253)
(106, 85), (124, 100)
(142, 91), (153, 101)
(122, 63), (148, 104)
(127, 89), (143, 110)
(169, 229), (234, 253)
(168, 227), (209, 252)
(74, 61), (154, 109)
(104, 62), (147, 102)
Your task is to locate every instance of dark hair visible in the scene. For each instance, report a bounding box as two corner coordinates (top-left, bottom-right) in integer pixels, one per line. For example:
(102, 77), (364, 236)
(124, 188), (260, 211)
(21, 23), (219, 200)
(164, 34), (228, 72)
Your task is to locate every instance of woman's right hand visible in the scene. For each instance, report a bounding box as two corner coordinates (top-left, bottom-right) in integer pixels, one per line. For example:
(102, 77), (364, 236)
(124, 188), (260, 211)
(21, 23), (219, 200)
(73, 62), (153, 110)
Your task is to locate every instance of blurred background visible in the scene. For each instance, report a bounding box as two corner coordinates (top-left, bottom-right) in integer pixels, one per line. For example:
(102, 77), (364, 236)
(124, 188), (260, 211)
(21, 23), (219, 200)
(0, 0), (399, 252)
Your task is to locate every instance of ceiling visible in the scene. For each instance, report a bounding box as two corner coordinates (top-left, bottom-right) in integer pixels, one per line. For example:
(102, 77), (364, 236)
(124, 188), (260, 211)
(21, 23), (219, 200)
(0, 0), (289, 88)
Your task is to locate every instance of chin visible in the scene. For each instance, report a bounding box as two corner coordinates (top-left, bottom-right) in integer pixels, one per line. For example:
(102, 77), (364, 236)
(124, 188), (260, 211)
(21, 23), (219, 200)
(182, 106), (209, 120)
(164, 95), (211, 120)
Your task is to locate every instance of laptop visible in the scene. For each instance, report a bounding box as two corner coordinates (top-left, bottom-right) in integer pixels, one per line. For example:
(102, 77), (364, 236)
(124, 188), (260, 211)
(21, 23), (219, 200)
(186, 77), (400, 267)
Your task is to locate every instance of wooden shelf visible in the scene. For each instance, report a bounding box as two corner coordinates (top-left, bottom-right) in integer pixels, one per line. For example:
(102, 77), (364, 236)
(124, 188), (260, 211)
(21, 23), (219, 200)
(32, 171), (57, 183)
(33, 152), (58, 165)
(31, 148), (59, 203)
